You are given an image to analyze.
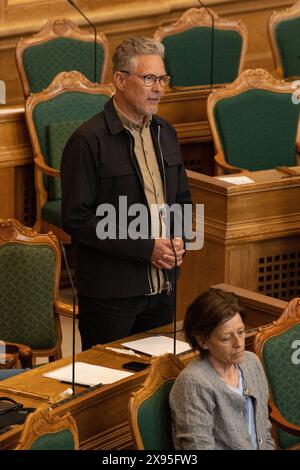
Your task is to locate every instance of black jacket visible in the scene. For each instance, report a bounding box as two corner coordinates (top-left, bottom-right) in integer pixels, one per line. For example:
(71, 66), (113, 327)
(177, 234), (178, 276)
(61, 98), (191, 298)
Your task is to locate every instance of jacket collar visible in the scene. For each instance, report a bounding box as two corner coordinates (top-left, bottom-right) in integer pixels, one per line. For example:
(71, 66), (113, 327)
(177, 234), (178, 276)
(104, 97), (165, 135)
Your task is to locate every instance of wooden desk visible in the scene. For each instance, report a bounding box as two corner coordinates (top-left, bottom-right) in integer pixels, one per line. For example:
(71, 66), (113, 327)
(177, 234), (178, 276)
(0, 284), (286, 450)
(0, 324), (194, 450)
(177, 168), (300, 317)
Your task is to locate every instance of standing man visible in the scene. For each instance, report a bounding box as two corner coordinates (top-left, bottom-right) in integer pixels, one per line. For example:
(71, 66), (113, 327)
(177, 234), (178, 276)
(61, 37), (192, 350)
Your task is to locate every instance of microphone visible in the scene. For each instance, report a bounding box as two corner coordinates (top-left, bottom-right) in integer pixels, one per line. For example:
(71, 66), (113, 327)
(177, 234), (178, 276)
(66, 0), (97, 83)
(198, 0), (215, 90)
(60, 241), (77, 395)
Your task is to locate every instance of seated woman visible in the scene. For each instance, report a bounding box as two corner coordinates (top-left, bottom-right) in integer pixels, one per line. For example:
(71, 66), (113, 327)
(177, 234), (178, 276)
(169, 288), (275, 450)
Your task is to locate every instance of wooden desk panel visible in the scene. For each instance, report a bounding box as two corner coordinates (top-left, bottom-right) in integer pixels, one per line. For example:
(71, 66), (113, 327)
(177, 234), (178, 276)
(177, 169), (300, 317)
(0, 105), (35, 225)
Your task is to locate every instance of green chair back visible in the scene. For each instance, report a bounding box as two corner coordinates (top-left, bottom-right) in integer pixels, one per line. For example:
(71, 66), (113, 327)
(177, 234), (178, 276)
(262, 323), (300, 449)
(274, 17), (300, 79)
(30, 429), (76, 450)
(32, 91), (110, 227)
(0, 243), (57, 350)
(213, 88), (299, 170)
(23, 37), (105, 93)
(137, 380), (174, 450)
(162, 26), (243, 87)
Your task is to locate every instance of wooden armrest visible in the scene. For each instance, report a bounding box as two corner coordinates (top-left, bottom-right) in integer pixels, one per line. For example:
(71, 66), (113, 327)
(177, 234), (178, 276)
(55, 299), (78, 318)
(0, 353), (17, 369)
(214, 151), (244, 174)
(270, 402), (300, 437)
(4, 342), (33, 369)
(34, 153), (60, 178)
(296, 141), (300, 154)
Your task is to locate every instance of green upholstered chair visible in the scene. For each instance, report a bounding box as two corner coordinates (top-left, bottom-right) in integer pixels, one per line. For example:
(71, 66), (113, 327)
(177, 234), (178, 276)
(254, 297), (300, 450)
(0, 218), (62, 364)
(16, 406), (79, 450)
(16, 17), (110, 98)
(154, 7), (248, 88)
(128, 353), (185, 450)
(269, 1), (300, 80)
(25, 71), (114, 241)
(207, 68), (300, 174)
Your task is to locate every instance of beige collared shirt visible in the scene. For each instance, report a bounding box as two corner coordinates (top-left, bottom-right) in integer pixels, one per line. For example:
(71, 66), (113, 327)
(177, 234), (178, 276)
(114, 99), (167, 294)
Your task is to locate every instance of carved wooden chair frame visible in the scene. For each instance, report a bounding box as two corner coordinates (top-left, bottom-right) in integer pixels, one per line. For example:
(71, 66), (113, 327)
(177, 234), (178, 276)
(16, 17), (110, 97)
(0, 342), (32, 369)
(0, 218), (62, 363)
(207, 68), (300, 173)
(128, 353), (185, 450)
(254, 297), (300, 448)
(154, 7), (248, 90)
(25, 70), (114, 240)
(16, 406), (79, 450)
(268, 1), (300, 79)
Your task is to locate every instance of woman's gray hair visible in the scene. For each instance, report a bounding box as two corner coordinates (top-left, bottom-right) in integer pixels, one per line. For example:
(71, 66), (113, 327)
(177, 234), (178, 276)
(112, 37), (165, 73)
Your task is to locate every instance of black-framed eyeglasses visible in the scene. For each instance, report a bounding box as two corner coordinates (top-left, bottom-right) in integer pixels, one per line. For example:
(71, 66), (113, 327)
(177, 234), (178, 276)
(120, 70), (170, 87)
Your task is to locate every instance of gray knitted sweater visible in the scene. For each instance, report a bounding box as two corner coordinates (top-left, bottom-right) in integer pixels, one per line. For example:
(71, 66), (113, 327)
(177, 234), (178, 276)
(169, 351), (275, 450)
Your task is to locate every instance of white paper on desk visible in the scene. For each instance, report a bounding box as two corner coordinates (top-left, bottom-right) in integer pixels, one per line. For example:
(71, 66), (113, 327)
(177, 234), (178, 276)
(121, 336), (191, 357)
(217, 176), (255, 185)
(43, 362), (133, 387)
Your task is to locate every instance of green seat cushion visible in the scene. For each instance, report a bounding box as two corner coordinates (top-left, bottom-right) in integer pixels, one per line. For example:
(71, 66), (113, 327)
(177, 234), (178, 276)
(0, 243), (57, 350)
(275, 18), (300, 78)
(263, 323), (300, 449)
(137, 380), (174, 450)
(162, 27), (242, 87)
(30, 429), (75, 450)
(214, 89), (299, 170)
(47, 120), (83, 200)
(23, 37), (105, 93)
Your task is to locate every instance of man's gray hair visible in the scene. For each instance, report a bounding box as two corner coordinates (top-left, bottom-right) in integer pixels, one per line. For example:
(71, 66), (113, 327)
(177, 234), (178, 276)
(112, 37), (165, 73)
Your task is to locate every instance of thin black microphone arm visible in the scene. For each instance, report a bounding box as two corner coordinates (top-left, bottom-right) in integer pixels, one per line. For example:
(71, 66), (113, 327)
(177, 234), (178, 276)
(66, 0), (97, 83)
(169, 238), (178, 356)
(198, 0), (215, 89)
(60, 241), (77, 396)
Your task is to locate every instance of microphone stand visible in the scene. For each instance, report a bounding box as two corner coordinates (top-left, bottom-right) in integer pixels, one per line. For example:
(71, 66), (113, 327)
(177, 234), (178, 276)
(198, 0), (215, 90)
(67, 0), (97, 83)
(60, 242), (77, 396)
(169, 239), (178, 356)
